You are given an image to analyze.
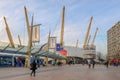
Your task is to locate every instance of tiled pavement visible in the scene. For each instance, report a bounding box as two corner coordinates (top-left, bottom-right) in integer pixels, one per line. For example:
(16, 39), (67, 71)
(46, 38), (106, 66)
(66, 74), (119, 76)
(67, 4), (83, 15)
(0, 65), (120, 80)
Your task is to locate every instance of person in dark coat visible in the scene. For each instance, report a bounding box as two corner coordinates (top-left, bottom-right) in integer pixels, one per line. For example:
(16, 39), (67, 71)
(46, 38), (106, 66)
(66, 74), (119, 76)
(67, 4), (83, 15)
(87, 59), (91, 68)
(30, 60), (37, 77)
(105, 60), (109, 68)
(92, 60), (95, 68)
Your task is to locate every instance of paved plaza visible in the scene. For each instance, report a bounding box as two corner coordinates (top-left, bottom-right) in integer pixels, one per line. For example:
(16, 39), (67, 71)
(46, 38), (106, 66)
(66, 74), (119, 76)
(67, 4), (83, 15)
(0, 65), (120, 80)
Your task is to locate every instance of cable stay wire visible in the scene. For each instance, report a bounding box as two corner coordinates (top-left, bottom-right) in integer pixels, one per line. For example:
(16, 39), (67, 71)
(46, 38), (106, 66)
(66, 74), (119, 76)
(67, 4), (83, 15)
(52, 11), (62, 37)
(0, 18), (4, 33)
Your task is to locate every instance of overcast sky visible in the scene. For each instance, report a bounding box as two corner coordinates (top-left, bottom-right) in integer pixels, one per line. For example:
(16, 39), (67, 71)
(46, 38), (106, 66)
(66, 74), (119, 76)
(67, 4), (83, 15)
(0, 0), (120, 55)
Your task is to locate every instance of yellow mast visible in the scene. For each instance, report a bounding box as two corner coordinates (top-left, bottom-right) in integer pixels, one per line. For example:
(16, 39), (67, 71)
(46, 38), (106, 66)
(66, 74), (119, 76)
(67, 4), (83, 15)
(60, 6), (65, 47)
(76, 39), (79, 48)
(27, 15), (33, 66)
(29, 15), (33, 48)
(4, 16), (15, 48)
(91, 27), (98, 46)
(87, 35), (91, 46)
(18, 34), (22, 47)
(83, 16), (93, 49)
(24, 6), (30, 46)
(47, 31), (51, 51)
(26, 15), (33, 67)
(24, 6), (33, 67)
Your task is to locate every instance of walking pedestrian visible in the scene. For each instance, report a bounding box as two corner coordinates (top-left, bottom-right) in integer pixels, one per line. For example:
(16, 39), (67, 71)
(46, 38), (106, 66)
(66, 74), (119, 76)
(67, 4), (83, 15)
(105, 60), (109, 68)
(115, 60), (119, 67)
(30, 60), (37, 77)
(92, 60), (95, 68)
(87, 59), (91, 68)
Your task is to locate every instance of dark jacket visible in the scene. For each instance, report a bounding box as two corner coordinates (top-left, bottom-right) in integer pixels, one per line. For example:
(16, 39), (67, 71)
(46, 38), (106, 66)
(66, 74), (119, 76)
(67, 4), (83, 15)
(30, 61), (37, 70)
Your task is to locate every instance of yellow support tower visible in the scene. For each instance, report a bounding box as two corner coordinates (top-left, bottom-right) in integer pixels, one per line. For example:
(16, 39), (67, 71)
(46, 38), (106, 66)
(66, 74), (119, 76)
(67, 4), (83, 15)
(87, 35), (91, 46)
(18, 34), (22, 47)
(60, 6), (65, 47)
(91, 27), (98, 46)
(28, 15), (34, 67)
(45, 32), (50, 52)
(90, 27), (98, 50)
(24, 6), (33, 68)
(24, 6), (31, 47)
(4, 16), (15, 48)
(60, 6), (66, 64)
(83, 16), (93, 49)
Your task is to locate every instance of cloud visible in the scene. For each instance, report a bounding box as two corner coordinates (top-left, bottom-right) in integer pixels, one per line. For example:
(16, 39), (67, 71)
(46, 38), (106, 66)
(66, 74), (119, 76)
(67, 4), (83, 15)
(0, 0), (120, 55)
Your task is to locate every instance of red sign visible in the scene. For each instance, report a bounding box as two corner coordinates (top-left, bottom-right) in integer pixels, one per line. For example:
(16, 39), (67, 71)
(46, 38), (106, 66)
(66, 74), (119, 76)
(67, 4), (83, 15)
(118, 59), (120, 63)
(60, 50), (67, 56)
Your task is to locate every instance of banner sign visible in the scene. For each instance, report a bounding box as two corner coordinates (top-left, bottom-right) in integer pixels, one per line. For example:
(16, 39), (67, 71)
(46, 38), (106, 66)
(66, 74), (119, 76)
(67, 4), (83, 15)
(32, 24), (40, 42)
(49, 37), (56, 49)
